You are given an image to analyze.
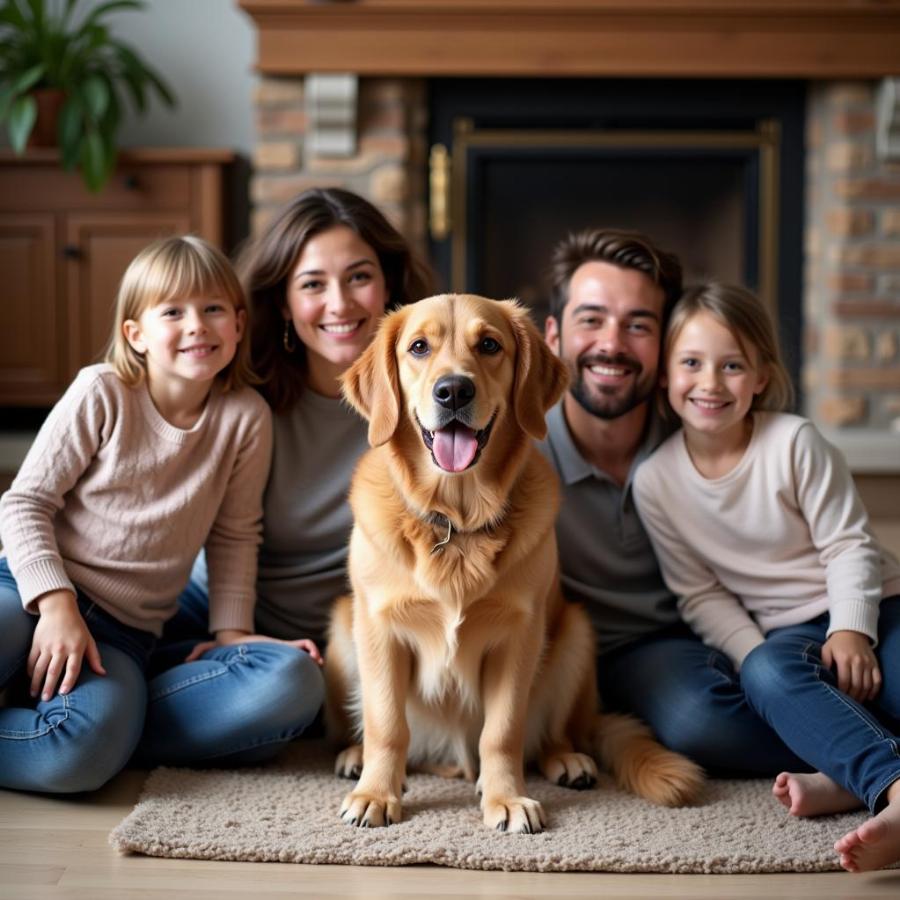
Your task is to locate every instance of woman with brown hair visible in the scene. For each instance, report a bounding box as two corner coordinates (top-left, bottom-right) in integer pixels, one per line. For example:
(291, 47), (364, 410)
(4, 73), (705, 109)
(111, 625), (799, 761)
(163, 189), (434, 735)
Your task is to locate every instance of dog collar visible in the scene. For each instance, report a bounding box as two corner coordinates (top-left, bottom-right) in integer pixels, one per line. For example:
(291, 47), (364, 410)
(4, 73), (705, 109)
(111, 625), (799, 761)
(421, 511), (499, 555)
(429, 514), (453, 555)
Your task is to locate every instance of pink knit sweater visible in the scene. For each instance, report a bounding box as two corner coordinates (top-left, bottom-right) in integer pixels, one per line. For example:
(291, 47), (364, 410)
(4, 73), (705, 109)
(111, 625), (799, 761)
(0, 365), (272, 637)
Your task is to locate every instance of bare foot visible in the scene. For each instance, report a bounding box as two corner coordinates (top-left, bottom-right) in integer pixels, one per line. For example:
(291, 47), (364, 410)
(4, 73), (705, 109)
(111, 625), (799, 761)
(772, 771), (863, 817)
(835, 797), (900, 872)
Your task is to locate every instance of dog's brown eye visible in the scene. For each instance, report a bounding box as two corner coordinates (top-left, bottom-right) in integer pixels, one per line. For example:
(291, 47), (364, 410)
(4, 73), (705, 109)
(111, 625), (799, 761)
(409, 338), (430, 357)
(479, 337), (501, 355)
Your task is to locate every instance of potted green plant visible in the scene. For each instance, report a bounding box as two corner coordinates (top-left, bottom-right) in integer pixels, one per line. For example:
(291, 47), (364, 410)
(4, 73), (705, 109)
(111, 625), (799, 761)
(0, 0), (175, 192)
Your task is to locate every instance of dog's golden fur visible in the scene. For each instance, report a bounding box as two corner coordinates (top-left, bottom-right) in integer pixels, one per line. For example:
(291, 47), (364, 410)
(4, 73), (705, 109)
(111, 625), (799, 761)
(326, 293), (704, 832)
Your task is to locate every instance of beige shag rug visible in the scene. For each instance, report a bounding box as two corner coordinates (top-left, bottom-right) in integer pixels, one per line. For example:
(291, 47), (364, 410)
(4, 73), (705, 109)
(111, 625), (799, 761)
(110, 741), (869, 873)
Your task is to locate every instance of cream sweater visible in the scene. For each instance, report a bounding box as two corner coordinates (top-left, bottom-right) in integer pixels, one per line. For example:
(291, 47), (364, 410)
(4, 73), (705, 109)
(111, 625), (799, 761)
(0, 365), (272, 637)
(633, 412), (900, 668)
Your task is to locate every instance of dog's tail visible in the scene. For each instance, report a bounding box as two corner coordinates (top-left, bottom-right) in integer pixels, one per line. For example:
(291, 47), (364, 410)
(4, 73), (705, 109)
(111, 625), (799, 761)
(593, 712), (705, 807)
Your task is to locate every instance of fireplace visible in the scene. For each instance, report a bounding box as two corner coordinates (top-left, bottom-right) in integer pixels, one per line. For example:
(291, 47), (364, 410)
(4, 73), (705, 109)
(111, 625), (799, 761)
(240, 1), (900, 453)
(426, 78), (804, 383)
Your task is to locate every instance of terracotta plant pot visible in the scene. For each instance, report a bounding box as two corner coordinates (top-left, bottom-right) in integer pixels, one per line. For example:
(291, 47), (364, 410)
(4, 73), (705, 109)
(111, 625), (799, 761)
(28, 88), (66, 147)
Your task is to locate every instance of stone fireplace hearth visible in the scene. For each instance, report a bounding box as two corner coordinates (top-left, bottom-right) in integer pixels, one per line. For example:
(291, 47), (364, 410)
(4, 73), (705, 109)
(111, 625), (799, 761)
(240, 0), (900, 464)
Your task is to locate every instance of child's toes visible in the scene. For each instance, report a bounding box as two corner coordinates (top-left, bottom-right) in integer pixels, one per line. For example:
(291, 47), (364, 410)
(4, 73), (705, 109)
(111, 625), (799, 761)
(835, 827), (862, 855)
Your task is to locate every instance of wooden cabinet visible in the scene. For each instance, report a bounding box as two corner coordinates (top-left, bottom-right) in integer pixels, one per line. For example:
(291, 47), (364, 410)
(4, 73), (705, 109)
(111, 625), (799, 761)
(0, 149), (234, 406)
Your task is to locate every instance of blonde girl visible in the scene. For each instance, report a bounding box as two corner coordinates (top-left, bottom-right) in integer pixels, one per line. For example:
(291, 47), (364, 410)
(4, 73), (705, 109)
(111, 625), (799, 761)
(633, 282), (900, 872)
(0, 236), (322, 793)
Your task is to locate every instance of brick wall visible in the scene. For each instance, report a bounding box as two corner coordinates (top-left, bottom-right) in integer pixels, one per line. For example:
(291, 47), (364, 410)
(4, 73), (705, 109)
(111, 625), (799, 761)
(251, 76), (900, 432)
(805, 82), (900, 430)
(251, 76), (429, 258)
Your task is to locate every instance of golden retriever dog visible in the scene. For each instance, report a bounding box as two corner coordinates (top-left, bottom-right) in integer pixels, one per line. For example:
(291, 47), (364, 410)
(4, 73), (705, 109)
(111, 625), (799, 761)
(325, 294), (704, 833)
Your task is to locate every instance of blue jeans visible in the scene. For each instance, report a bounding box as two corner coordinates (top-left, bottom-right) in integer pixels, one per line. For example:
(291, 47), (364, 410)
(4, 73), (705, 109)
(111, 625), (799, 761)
(0, 558), (324, 793)
(153, 553), (326, 738)
(740, 596), (900, 812)
(597, 623), (807, 776)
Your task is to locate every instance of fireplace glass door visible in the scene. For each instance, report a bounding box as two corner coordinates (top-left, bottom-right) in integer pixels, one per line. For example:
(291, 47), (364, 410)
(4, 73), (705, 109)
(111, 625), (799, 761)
(427, 79), (805, 383)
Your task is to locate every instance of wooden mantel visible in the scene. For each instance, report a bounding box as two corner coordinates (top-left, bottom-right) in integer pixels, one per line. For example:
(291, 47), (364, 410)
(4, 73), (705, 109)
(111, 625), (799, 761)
(239, 0), (900, 78)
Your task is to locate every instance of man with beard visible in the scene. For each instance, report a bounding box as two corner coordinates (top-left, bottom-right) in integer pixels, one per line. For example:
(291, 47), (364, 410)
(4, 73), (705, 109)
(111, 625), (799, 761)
(538, 228), (801, 775)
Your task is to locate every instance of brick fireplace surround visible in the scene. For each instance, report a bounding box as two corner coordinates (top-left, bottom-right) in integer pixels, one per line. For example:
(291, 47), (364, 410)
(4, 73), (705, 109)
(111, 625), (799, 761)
(240, 0), (900, 463)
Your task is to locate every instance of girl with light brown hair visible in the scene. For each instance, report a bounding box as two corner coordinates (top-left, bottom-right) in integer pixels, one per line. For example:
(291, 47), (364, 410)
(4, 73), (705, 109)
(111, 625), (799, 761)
(635, 282), (900, 873)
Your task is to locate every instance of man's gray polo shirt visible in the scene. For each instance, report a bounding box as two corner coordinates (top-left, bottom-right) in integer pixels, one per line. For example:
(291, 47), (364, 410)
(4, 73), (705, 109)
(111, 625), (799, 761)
(537, 401), (679, 655)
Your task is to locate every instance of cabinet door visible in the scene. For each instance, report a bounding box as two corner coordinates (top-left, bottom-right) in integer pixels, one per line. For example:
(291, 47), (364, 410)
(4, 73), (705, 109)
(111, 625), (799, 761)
(64, 213), (190, 381)
(0, 214), (65, 405)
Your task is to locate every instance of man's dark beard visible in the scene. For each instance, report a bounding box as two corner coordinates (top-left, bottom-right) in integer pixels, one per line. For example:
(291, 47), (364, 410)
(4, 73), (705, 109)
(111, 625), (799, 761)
(566, 352), (653, 421)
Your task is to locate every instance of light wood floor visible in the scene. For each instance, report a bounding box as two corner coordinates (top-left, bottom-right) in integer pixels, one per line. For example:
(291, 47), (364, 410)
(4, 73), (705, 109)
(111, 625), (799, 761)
(3, 769), (900, 899)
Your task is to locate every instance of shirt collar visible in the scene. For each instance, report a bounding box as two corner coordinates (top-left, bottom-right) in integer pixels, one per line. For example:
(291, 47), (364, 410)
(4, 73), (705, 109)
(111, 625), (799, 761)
(544, 399), (673, 488)
(545, 401), (593, 486)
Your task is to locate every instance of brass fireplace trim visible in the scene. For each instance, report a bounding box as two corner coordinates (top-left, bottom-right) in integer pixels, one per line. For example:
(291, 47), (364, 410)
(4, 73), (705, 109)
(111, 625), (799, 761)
(441, 118), (781, 318)
(429, 143), (451, 241)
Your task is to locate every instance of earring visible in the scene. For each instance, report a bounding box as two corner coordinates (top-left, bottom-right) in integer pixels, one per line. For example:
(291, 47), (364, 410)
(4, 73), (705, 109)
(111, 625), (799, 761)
(283, 320), (296, 353)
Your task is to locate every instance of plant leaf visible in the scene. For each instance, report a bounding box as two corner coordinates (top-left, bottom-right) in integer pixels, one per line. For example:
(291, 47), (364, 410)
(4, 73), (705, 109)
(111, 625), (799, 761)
(84, 23), (109, 51)
(0, 65), (42, 120)
(118, 67), (145, 113)
(0, 1), (29, 31)
(8, 91), (37, 152)
(5, 61), (46, 96)
(141, 64), (175, 108)
(61, 0), (79, 30)
(112, 41), (175, 107)
(76, 1), (143, 39)
(80, 72), (109, 120)
(24, 0), (43, 34)
(58, 95), (83, 168)
(80, 126), (112, 192)
(98, 72), (120, 132)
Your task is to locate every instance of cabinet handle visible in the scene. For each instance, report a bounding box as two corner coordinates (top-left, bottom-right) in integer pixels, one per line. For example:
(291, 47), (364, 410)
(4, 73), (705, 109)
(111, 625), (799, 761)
(123, 174), (140, 190)
(62, 244), (83, 260)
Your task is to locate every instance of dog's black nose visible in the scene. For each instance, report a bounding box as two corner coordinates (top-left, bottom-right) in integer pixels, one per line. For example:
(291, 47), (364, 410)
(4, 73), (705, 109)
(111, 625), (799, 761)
(433, 374), (476, 410)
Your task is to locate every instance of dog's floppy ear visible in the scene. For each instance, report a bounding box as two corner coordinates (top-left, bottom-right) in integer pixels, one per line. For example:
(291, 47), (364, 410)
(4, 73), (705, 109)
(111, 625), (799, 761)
(341, 308), (405, 446)
(504, 301), (569, 440)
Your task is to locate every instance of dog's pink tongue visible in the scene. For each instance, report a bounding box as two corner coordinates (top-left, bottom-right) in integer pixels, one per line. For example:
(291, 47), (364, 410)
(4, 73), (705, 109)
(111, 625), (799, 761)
(433, 422), (478, 472)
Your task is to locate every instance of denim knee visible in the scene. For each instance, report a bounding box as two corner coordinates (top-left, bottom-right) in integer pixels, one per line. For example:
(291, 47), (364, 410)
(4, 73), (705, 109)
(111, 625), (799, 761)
(254, 644), (325, 733)
(739, 637), (817, 710)
(38, 716), (139, 793)
(25, 669), (146, 793)
(143, 642), (325, 767)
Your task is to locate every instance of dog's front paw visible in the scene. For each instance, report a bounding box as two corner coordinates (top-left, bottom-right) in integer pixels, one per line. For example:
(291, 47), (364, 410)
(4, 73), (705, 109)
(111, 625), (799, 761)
(482, 795), (545, 834)
(334, 744), (364, 780)
(340, 789), (402, 828)
(539, 750), (598, 790)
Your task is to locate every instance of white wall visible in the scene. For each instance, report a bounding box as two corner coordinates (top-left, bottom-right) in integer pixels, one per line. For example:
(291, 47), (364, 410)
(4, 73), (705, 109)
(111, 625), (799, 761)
(100, 0), (256, 155)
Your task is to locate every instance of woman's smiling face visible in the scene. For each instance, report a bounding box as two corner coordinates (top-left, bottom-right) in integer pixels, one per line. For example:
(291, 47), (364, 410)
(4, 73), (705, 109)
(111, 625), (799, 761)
(284, 225), (389, 396)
